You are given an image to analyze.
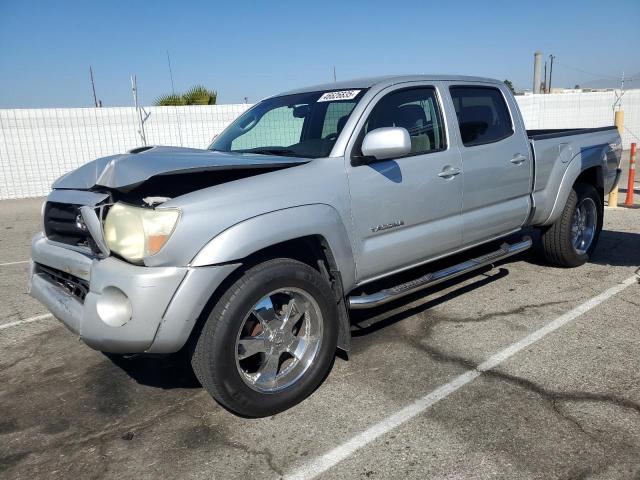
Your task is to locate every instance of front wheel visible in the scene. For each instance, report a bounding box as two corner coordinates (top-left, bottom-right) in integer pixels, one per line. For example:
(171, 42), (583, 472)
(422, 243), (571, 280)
(539, 182), (603, 267)
(191, 258), (338, 417)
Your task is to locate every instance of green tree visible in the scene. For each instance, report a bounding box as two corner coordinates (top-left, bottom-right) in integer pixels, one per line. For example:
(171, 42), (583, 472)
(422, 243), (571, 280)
(503, 79), (516, 95)
(154, 93), (186, 106)
(154, 85), (217, 106)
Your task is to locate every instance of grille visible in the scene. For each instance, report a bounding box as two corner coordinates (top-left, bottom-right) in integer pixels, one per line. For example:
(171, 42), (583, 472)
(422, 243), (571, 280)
(35, 263), (90, 302)
(44, 202), (95, 251)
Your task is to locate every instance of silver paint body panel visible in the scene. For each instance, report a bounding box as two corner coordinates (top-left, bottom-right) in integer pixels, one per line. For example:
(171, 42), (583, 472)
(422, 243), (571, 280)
(53, 146), (309, 190)
(29, 75), (621, 353)
(29, 233), (238, 353)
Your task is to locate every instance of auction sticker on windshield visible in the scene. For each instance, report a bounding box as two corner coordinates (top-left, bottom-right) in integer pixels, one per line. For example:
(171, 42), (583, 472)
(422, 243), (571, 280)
(317, 90), (361, 102)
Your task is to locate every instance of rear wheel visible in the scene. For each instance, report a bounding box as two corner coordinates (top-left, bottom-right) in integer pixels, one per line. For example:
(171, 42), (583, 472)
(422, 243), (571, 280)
(539, 182), (603, 267)
(191, 258), (338, 417)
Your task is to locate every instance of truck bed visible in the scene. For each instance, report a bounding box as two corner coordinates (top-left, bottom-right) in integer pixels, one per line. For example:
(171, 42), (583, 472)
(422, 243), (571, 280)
(527, 126), (617, 140)
(527, 125), (620, 226)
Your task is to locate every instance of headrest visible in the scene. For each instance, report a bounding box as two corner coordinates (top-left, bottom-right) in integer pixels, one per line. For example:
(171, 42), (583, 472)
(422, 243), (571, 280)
(395, 104), (427, 131)
(460, 105), (494, 124)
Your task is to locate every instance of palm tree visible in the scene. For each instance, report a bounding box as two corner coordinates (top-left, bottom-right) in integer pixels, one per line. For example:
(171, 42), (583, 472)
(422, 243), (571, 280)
(154, 85), (217, 106)
(154, 93), (186, 106)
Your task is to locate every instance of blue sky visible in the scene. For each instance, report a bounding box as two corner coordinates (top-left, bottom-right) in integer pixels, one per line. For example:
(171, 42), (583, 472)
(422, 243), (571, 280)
(1, 0), (638, 108)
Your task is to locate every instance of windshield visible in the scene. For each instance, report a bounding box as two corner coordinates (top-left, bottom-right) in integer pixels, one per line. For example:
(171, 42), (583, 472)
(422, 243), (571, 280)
(210, 89), (366, 158)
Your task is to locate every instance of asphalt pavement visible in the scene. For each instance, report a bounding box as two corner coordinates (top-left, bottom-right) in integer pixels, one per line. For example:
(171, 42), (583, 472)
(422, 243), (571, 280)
(1, 185), (639, 479)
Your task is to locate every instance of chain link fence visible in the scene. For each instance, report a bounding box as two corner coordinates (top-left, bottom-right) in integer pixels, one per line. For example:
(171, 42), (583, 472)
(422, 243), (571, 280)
(1, 91), (638, 200)
(517, 90), (639, 148)
(0, 104), (250, 199)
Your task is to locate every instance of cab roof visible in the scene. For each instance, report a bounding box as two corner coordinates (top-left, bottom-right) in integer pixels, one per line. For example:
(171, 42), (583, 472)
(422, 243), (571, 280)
(277, 74), (503, 96)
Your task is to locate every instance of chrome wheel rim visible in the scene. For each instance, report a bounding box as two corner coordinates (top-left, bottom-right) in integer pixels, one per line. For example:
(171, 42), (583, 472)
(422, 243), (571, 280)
(571, 197), (597, 255)
(235, 288), (323, 393)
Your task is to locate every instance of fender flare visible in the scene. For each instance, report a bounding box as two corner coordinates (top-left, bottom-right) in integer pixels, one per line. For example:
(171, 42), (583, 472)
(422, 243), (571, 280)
(191, 203), (357, 292)
(541, 147), (605, 226)
(190, 204), (356, 352)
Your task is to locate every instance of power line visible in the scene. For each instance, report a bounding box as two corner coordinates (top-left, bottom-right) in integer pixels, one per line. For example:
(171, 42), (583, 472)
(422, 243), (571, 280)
(553, 61), (621, 81)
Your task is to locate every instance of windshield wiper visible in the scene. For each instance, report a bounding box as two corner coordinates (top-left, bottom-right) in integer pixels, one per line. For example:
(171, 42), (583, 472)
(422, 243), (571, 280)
(241, 147), (299, 157)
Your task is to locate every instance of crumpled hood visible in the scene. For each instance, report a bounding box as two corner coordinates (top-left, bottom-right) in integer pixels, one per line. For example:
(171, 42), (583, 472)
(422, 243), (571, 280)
(52, 146), (310, 191)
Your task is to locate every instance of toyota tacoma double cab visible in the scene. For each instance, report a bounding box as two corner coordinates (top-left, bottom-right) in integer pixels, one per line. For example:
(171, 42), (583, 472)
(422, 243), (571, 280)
(29, 75), (622, 417)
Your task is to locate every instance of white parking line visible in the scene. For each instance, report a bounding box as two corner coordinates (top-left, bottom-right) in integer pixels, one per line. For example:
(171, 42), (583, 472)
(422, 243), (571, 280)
(0, 313), (53, 331)
(284, 274), (639, 480)
(0, 260), (29, 266)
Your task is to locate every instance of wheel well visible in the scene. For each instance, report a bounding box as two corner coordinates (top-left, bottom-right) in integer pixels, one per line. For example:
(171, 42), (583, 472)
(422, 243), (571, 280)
(241, 235), (335, 273)
(575, 167), (604, 200)
(185, 235), (352, 354)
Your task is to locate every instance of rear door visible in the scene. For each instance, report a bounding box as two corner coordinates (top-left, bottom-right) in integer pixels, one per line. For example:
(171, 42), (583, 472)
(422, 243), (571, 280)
(446, 84), (532, 245)
(345, 83), (463, 282)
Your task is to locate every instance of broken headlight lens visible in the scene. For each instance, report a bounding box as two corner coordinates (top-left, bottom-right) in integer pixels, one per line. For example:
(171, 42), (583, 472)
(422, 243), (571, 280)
(103, 203), (180, 262)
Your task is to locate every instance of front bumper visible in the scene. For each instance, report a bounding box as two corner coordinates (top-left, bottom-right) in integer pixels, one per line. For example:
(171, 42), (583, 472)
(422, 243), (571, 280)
(28, 233), (239, 354)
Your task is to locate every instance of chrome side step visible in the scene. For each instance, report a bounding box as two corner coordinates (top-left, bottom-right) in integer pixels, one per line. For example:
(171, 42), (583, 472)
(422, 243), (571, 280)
(348, 237), (532, 309)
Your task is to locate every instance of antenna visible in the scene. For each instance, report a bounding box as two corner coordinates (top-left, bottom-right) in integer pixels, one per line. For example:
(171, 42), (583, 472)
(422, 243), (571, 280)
(166, 50), (184, 146)
(166, 50), (177, 96)
(89, 66), (99, 107)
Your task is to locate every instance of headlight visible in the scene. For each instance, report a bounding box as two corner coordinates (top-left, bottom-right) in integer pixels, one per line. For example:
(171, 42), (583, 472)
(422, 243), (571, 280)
(103, 203), (180, 262)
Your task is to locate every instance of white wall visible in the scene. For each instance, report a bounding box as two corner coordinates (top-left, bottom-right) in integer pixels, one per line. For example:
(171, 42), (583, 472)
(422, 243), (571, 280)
(0, 91), (638, 200)
(0, 104), (250, 199)
(516, 90), (639, 149)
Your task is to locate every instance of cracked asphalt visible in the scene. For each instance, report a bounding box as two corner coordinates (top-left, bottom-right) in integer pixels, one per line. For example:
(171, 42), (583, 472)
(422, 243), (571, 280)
(1, 184), (639, 479)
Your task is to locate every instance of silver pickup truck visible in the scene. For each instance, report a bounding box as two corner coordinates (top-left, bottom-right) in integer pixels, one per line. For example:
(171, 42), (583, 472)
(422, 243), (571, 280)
(29, 75), (621, 417)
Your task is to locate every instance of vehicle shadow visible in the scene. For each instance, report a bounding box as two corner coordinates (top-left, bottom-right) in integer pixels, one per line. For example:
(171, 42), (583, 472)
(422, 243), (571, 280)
(104, 351), (202, 390)
(104, 227), (638, 390)
(523, 227), (640, 268)
(107, 267), (510, 389)
(349, 267), (509, 337)
(591, 229), (640, 267)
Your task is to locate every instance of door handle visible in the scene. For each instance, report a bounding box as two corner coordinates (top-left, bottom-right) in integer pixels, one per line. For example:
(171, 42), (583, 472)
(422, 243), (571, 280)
(510, 154), (527, 165)
(438, 167), (461, 179)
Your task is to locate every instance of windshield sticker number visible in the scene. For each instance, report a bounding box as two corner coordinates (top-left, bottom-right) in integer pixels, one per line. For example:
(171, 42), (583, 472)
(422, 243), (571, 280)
(317, 90), (361, 102)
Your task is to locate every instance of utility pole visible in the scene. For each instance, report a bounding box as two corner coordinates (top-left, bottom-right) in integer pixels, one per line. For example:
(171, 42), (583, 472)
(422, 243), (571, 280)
(543, 61), (548, 93)
(166, 50), (183, 146)
(89, 66), (99, 107)
(548, 55), (555, 93)
(333, 66), (337, 82)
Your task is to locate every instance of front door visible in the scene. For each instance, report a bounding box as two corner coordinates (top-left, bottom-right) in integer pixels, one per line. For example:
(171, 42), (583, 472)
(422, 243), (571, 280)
(346, 85), (464, 283)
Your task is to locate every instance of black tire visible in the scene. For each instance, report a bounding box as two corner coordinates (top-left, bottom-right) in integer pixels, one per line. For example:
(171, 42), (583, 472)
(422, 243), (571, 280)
(191, 258), (338, 417)
(539, 182), (603, 267)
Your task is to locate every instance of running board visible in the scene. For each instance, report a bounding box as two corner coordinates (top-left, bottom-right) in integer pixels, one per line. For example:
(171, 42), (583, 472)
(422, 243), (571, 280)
(348, 237), (532, 310)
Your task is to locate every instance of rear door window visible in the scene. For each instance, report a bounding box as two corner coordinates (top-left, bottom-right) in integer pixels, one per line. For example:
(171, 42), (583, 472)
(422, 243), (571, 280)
(449, 86), (513, 146)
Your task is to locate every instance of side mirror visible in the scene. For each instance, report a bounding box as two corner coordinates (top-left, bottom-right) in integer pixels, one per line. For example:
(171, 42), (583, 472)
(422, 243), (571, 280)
(360, 127), (411, 162)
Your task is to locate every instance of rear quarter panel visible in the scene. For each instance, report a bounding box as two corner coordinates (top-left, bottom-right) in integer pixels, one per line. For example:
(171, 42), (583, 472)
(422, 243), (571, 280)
(529, 128), (621, 226)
